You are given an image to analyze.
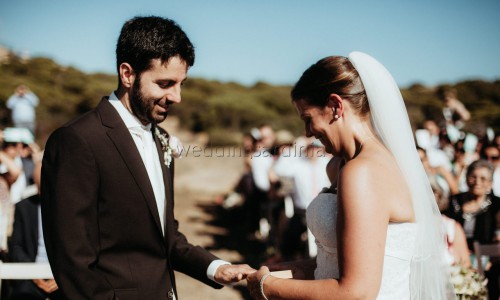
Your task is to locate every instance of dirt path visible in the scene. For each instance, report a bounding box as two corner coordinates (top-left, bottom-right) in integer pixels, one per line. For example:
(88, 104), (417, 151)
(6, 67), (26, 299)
(166, 118), (251, 299)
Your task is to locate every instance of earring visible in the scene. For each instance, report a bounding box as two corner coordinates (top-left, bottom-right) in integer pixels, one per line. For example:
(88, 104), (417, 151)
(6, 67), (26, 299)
(334, 114), (339, 119)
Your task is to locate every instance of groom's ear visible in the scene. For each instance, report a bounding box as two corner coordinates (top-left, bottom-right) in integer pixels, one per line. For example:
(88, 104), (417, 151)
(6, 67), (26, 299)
(119, 63), (136, 88)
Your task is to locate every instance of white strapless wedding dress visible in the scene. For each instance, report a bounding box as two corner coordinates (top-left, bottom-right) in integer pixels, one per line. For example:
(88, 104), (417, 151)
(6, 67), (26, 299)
(306, 192), (417, 299)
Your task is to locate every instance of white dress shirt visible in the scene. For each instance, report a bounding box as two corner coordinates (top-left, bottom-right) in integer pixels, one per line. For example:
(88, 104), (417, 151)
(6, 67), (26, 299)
(251, 149), (274, 192)
(36, 205), (49, 262)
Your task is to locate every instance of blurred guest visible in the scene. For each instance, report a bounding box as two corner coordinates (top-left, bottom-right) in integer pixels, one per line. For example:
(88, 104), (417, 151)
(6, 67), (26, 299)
(446, 159), (500, 250)
(19, 142), (42, 198)
(259, 124), (276, 154)
(0, 147), (22, 252)
(480, 142), (500, 196)
(303, 141), (331, 200)
(431, 180), (470, 267)
(0, 143), (22, 187)
(1, 128), (35, 204)
(452, 147), (470, 193)
(7, 85), (39, 135)
(218, 130), (259, 209)
(415, 119), (453, 171)
(274, 140), (331, 260)
(251, 126), (274, 193)
(494, 134), (500, 148)
(416, 119), (441, 150)
(9, 153), (62, 300)
(267, 130), (298, 258)
(438, 127), (455, 161)
(417, 146), (459, 197)
(250, 125), (275, 239)
(439, 87), (470, 130)
(242, 130), (258, 170)
(446, 159), (500, 300)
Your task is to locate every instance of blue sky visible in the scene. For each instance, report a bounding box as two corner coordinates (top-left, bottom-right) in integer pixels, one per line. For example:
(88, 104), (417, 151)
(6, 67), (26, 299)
(1, 0), (499, 87)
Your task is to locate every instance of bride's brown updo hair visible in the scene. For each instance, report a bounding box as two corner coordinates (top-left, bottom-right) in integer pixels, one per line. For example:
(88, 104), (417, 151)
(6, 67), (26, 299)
(291, 56), (370, 117)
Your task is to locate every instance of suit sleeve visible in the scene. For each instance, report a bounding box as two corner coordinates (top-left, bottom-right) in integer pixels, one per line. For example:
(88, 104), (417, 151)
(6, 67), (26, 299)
(167, 159), (222, 289)
(41, 126), (115, 299)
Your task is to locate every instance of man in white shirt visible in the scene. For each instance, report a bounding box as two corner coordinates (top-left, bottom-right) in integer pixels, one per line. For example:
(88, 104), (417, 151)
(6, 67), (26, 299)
(273, 140), (330, 259)
(7, 85), (39, 135)
(41, 16), (253, 300)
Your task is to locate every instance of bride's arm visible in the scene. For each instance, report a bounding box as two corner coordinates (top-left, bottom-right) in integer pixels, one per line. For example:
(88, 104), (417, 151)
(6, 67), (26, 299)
(247, 161), (390, 299)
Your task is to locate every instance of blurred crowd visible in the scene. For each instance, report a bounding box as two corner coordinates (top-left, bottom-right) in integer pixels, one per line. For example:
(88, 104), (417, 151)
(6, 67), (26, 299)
(1, 85), (58, 299)
(1, 85), (41, 254)
(218, 124), (332, 262)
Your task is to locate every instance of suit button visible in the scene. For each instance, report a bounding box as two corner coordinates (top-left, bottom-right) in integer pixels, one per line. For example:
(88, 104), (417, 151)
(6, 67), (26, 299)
(167, 290), (174, 299)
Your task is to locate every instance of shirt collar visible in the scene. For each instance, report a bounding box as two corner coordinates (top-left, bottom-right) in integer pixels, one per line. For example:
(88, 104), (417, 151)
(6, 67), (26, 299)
(108, 92), (151, 132)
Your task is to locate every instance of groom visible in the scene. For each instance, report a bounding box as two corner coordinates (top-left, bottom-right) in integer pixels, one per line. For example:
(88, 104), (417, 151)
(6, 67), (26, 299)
(41, 16), (254, 299)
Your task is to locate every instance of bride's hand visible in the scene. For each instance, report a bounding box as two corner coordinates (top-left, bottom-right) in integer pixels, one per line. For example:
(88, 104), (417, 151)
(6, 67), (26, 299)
(247, 266), (272, 300)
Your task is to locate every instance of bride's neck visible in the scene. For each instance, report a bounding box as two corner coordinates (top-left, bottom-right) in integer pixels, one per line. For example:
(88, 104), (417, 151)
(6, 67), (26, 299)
(347, 121), (378, 161)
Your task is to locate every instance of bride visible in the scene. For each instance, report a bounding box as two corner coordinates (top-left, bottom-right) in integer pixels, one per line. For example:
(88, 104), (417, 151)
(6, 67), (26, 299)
(246, 52), (453, 299)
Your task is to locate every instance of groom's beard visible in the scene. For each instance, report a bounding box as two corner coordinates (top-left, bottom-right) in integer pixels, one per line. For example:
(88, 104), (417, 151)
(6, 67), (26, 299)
(130, 77), (169, 125)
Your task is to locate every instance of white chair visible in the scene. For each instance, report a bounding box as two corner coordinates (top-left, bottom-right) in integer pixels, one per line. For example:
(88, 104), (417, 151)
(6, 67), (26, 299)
(0, 261), (53, 295)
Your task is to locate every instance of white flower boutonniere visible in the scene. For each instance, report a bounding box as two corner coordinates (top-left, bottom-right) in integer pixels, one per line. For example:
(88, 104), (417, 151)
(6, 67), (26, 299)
(155, 128), (183, 168)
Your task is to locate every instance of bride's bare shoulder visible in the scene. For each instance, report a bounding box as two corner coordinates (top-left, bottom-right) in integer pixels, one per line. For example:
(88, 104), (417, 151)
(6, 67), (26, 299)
(341, 148), (394, 184)
(340, 148), (407, 200)
(341, 146), (414, 221)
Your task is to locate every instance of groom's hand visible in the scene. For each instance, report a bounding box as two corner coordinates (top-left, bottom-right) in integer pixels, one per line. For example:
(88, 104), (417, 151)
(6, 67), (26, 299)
(214, 264), (256, 284)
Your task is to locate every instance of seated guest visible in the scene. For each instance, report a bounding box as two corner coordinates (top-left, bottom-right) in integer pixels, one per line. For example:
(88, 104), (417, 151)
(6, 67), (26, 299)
(430, 180), (470, 267)
(480, 141), (500, 196)
(446, 159), (500, 249)
(446, 159), (500, 299)
(9, 153), (61, 300)
(0, 139), (22, 254)
(417, 146), (459, 197)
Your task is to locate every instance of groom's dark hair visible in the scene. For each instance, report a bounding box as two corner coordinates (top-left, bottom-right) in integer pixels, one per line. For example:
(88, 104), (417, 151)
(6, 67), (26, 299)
(116, 16), (195, 85)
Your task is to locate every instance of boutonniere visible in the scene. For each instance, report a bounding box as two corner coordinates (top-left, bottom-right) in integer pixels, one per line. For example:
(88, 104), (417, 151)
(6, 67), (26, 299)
(154, 127), (183, 168)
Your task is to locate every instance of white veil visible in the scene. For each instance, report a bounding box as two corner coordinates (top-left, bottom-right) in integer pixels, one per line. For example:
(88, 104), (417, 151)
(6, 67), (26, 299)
(348, 51), (454, 299)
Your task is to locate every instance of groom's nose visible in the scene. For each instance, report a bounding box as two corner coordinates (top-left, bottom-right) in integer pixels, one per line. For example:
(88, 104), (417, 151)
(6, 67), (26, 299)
(166, 84), (182, 104)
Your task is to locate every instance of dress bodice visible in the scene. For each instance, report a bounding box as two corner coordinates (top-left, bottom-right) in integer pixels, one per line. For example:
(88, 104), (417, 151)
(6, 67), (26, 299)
(378, 223), (416, 299)
(306, 192), (417, 299)
(306, 192), (339, 280)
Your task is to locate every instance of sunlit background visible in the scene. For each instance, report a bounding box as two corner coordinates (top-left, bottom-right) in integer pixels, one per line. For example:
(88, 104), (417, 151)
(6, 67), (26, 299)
(1, 0), (499, 87)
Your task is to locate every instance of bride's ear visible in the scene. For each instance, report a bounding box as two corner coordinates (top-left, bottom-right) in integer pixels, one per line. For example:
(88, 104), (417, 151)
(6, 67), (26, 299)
(327, 94), (344, 122)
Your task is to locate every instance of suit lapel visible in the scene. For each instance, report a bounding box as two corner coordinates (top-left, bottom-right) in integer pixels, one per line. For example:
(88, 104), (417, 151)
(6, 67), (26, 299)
(152, 126), (174, 238)
(97, 98), (163, 236)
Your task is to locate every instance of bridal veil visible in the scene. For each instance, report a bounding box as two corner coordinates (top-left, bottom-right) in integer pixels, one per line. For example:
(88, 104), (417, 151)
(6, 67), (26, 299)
(348, 51), (454, 299)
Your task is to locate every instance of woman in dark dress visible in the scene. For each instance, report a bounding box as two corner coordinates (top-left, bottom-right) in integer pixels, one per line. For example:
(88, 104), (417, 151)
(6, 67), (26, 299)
(446, 159), (500, 299)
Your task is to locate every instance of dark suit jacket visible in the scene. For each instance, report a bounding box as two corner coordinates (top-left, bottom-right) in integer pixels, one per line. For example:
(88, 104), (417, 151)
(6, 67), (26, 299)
(10, 195), (40, 262)
(41, 98), (221, 300)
